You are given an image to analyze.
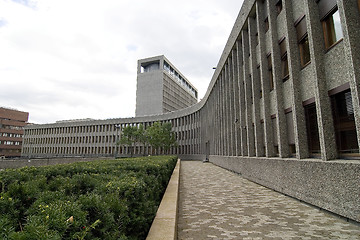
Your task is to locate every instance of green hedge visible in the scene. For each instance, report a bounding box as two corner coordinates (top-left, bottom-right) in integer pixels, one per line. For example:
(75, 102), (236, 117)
(0, 155), (178, 240)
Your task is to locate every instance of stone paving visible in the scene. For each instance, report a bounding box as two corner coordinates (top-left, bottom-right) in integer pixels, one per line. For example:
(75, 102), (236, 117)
(177, 161), (360, 240)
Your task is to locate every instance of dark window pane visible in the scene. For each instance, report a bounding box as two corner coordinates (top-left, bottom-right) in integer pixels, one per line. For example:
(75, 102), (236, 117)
(281, 53), (289, 80)
(304, 103), (321, 154)
(276, 0), (282, 15)
(264, 17), (269, 32)
(299, 35), (311, 66)
(279, 38), (287, 57)
(295, 16), (307, 42)
(267, 54), (274, 91)
(317, 0), (337, 20)
(331, 89), (359, 153)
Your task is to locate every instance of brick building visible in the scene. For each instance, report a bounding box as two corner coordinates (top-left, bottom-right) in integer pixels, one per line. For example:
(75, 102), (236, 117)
(0, 107), (29, 158)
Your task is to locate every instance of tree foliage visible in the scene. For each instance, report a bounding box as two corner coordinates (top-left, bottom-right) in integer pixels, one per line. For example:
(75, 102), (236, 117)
(118, 122), (177, 155)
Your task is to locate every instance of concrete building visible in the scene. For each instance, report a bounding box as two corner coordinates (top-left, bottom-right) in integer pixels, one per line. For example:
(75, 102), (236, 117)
(0, 107), (29, 158)
(135, 55), (198, 116)
(22, 0), (360, 222)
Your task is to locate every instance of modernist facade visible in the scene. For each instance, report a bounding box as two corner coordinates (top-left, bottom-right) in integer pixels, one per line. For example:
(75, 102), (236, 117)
(0, 107), (29, 158)
(135, 55), (198, 117)
(22, 0), (360, 222)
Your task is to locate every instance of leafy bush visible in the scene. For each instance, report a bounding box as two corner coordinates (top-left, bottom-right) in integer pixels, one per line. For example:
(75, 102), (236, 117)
(0, 155), (177, 240)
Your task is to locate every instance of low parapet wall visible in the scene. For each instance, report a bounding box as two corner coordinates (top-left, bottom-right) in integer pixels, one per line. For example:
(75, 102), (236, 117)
(146, 159), (180, 240)
(209, 155), (360, 223)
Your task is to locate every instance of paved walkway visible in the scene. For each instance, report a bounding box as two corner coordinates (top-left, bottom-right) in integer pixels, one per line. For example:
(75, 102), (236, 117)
(178, 161), (360, 240)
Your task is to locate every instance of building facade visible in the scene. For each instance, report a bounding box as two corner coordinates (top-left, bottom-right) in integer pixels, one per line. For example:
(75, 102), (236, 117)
(135, 55), (198, 117)
(0, 107), (29, 158)
(22, 0), (360, 222)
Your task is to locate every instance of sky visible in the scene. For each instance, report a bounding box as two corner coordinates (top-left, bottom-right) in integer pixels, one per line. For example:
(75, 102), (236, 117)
(0, 0), (244, 124)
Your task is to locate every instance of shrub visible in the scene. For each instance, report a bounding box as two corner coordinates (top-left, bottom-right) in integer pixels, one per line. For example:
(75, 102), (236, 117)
(0, 155), (177, 239)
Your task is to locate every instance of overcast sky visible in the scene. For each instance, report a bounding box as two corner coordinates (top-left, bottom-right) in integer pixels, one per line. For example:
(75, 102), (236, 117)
(0, 0), (244, 124)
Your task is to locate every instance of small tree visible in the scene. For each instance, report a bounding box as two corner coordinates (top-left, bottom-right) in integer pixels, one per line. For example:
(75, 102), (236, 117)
(146, 122), (177, 154)
(119, 125), (138, 156)
(135, 124), (148, 155)
(160, 122), (177, 153)
(119, 122), (177, 156)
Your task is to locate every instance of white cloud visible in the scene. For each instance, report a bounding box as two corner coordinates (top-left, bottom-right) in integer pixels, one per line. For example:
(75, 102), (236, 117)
(0, 0), (244, 124)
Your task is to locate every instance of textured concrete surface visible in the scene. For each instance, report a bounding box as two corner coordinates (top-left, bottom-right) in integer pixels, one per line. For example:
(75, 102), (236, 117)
(210, 155), (360, 222)
(147, 159), (180, 240)
(178, 161), (360, 240)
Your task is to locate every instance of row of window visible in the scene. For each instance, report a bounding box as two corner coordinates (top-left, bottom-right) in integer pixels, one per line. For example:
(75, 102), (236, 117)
(264, 1), (344, 92)
(0, 133), (22, 138)
(0, 125), (24, 130)
(163, 77), (198, 103)
(163, 61), (198, 98)
(25, 126), (201, 146)
(214, 0), (358, 158)
(0, 140), (21, 145)
(23, 143), (201, 156)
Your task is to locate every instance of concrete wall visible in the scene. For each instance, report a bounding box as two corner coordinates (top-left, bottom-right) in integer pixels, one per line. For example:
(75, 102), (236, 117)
(136, 70), (164, 117)
(209, 155), (360, 223)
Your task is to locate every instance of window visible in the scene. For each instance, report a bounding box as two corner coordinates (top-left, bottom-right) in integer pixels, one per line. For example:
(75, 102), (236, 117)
(249, 74), (253, 104)
(279, 37), (289, 81)
(271, 115), (279, 155)
(276, 0), (283, 15)
(264, 17), (269, 32)
(304, 102), (321, 155)
(267, 54), (274, 91)
(295, 16), (311, 67)
(286, 110), (296, 155)
(257, 65), (262, 99)
(330, 88), (359, 154)
(260, 120), (265, 154)
(317, 0), (343, 49)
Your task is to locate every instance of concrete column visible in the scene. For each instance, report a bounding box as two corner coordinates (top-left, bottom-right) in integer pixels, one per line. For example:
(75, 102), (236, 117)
(230, 58), (236, 156)
(213, 88), (219, 155)
(267, 0), (290, 158)
(226, 62), (233, 156)
(236, 40), (247, 156)
(337, 0), (360, 152)
(304, 0), (337, 160)
(225, 62), (232, 156)
(212, 87), (216, 155)
(229, 50), (237, 156)
(242, 29), (255, 157)
(223, 66), (229, 156)
(216, 83), (221, 155)
(281, 0), (309, 159)
(232, 48), (241, 156)
(249, 13), (264, 157)
(256, 0), (274, 157)
(217, 77), (223, 155)
(220, 74), (226, 156)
